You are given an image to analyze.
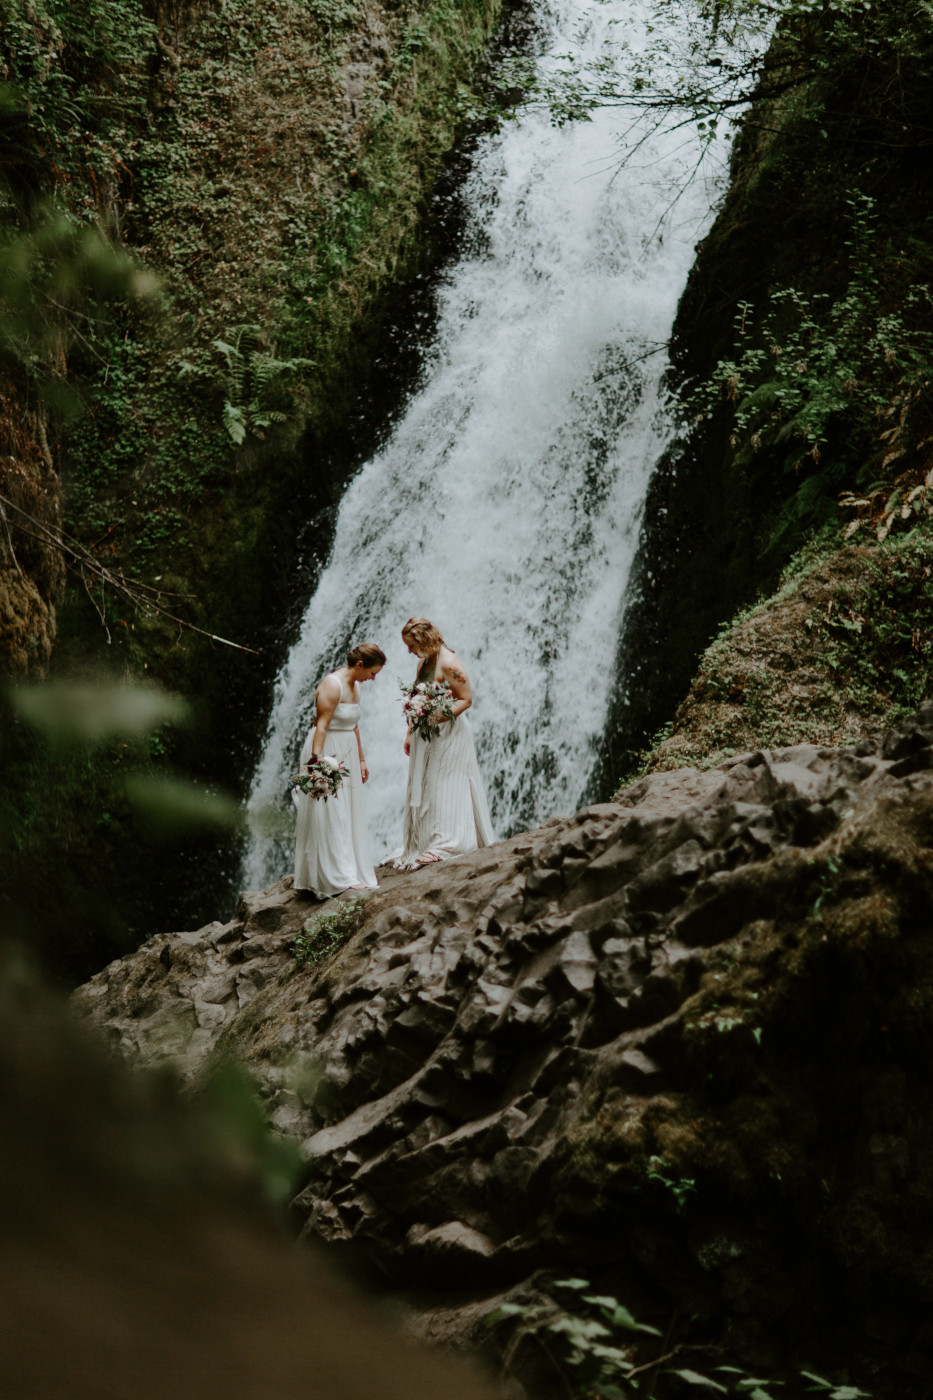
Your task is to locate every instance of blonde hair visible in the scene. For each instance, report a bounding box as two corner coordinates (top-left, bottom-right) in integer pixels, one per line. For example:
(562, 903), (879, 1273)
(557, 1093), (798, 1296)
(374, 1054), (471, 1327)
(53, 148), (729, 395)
(401, 616), (444, 654)
(346, 641), (386, 668)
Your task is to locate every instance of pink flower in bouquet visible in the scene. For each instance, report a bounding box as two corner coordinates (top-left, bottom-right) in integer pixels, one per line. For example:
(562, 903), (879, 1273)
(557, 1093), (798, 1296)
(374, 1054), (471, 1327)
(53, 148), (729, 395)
(289, 753), (350, 801)
(399, 677), (456, 742)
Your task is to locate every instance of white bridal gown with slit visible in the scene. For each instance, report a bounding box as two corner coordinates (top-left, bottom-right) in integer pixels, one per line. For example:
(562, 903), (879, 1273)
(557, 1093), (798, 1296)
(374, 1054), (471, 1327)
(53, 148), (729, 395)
(394, 711), (495, 869)
(293, 681), (378, 897)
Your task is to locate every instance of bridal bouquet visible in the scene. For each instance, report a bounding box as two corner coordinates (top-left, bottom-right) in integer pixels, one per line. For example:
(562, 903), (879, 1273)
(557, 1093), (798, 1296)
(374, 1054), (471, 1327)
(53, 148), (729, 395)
(290, 754), (349, 801)
(400, 678), (455, 742)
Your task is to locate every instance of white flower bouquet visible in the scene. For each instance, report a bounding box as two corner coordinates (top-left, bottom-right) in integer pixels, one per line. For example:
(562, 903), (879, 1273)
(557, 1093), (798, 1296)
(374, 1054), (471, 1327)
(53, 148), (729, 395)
(290, 754), (350, 801)
(400, 678), (456, 742)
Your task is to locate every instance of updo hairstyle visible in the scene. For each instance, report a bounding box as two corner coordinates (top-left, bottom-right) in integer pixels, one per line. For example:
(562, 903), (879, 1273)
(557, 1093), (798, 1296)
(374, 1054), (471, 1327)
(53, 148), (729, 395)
(401, 616), (444, 654)
(346, 641), (386, 668)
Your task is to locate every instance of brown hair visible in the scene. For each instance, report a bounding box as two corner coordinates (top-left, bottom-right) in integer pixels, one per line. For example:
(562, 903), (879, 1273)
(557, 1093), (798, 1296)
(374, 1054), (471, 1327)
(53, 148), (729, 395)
(401, 616), (444, 654)
(346, 641), (386, 669)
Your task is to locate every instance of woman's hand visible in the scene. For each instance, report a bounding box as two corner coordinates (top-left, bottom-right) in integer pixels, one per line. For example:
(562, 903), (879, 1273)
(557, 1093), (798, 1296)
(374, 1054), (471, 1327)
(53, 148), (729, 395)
(404, 733), (411, 756)
(360, 759), (369, 783)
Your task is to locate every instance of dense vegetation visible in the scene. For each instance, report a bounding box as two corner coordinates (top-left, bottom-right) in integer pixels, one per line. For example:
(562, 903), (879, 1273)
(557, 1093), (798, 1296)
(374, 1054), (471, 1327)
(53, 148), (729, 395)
(2, 0), (500, 667)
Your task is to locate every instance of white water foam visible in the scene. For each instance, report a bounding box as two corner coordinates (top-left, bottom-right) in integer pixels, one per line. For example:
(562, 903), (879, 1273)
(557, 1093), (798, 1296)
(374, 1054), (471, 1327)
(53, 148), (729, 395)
(243, 0), (738, 886)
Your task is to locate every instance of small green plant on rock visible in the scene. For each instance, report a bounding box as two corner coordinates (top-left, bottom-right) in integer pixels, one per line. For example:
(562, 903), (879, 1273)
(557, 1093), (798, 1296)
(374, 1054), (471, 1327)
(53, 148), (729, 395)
(645, 1155), (698, 1211)
(492, 1278), (660, 1399)
(290, 896), (368, 974)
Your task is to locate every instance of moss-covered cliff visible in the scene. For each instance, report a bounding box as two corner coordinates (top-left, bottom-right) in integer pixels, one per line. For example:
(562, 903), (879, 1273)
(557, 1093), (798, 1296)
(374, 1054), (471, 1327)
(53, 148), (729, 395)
(3, 0), (501, 677)
(603, 0), (933, 785)
(1, 0), (502, 975)
(639, 526), (933, 776)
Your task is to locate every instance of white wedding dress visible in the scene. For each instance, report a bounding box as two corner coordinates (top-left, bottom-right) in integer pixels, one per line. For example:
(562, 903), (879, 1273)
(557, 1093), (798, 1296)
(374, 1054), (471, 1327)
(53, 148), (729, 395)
(293, 680), (378, 897)
(394, 695), (495, 870)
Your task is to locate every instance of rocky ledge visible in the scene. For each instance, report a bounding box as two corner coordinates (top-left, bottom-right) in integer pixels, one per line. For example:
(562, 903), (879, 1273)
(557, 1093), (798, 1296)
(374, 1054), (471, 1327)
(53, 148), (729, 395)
(75, 708), (933, 1397)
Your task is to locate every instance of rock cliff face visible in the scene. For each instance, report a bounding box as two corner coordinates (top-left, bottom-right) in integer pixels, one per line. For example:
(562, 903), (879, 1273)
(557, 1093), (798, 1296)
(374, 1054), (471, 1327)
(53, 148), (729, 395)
(77, 710), (933, 1396)
(0, 375), (64, 677)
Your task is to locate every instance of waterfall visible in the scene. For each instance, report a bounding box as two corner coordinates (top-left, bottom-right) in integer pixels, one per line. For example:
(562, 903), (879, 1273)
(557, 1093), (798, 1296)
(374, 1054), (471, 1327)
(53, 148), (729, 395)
(243, 0), (739, 887)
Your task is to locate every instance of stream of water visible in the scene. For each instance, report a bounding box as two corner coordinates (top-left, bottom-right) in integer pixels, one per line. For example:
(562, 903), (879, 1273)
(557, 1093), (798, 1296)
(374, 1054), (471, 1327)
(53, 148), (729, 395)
(243, 0), (738, 886)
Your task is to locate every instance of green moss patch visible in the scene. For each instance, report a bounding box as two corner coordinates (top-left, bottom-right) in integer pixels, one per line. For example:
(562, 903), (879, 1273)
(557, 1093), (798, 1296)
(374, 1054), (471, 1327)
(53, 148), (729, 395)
(632, 523), (933, 777)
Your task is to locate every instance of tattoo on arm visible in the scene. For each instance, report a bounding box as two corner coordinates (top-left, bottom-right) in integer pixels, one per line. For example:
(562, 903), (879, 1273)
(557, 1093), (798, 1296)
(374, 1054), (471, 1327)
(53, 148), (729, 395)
(450, 667), (467, 683)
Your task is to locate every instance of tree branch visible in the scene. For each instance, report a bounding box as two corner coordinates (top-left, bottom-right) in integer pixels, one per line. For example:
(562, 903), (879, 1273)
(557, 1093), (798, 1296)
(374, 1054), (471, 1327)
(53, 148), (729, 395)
(0, 491), (260, 655)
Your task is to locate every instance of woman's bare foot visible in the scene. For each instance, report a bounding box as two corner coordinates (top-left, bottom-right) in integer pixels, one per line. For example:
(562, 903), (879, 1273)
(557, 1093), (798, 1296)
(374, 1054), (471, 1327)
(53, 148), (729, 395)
(413, 851), (443, 867)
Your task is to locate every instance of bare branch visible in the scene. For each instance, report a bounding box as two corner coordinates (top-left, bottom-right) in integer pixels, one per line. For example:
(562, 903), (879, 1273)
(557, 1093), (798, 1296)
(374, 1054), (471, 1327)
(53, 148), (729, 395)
(0, 497), (25, 579)
(0, 491), (260, 655)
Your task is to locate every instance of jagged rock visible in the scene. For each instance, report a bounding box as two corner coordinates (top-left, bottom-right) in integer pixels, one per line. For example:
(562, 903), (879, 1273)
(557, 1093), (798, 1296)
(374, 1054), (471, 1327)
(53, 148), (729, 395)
(74, 723), (933, 1397)
(73, 875), (310, 1078)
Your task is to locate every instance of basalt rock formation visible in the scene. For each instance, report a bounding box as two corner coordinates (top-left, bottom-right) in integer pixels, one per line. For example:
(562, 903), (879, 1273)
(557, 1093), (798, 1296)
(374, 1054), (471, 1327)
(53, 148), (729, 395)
(76, 709), (933, 1397)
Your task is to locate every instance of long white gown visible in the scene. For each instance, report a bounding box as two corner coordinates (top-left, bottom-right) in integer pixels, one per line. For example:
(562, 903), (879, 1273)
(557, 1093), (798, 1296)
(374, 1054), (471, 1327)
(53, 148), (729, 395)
(394, 707), (495, 869)
(293, 681), (378, 897)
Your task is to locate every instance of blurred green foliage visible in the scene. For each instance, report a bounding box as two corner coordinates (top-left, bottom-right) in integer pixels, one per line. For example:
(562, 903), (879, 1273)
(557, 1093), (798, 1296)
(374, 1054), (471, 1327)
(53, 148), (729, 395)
(0, 679), (240, 983)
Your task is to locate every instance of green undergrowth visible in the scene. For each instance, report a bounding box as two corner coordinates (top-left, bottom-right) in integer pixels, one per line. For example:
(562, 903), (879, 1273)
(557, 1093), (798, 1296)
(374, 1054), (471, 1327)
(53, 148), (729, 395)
(289, 896), (368, 975)
(490, 1277), (868, 1400)
(0, 682), (241, 983)
(625, 519), (933, 781)
(0, 714), (155, 978)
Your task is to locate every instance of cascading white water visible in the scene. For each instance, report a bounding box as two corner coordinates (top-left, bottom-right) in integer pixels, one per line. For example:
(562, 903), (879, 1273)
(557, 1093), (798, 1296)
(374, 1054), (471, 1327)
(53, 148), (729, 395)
(244, 0), (739, 887)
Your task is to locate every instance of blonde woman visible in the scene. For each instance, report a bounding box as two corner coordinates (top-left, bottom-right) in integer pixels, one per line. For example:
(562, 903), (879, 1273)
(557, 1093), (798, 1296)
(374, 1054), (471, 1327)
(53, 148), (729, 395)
(394, 617), (494, 869)
(294, 642), (385, 897)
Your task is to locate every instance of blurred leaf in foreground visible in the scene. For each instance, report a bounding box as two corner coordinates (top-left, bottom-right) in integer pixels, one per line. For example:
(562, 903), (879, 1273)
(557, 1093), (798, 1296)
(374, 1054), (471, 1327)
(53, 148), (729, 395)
(8, 680), (189, 745)
(123, 774), (242, 841)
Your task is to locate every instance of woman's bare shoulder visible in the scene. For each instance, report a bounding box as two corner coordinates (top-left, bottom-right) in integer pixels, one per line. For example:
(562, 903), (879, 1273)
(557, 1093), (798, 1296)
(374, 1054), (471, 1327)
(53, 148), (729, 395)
(315, 673), (342, 705)
(440, 647), (468, 682)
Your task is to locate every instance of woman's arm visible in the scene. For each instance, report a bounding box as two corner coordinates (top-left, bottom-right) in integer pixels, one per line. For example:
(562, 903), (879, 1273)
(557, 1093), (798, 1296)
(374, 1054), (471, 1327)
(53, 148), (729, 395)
(310, 676), (341, 758)
(354, 725), (369, 783)
(404, 663), (418, 755)
(440, 648), (472, 717)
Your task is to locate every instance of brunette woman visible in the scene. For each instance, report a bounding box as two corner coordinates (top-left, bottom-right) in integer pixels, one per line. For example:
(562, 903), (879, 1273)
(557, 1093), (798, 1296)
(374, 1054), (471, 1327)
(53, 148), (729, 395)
(294, 642), (385, 896)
